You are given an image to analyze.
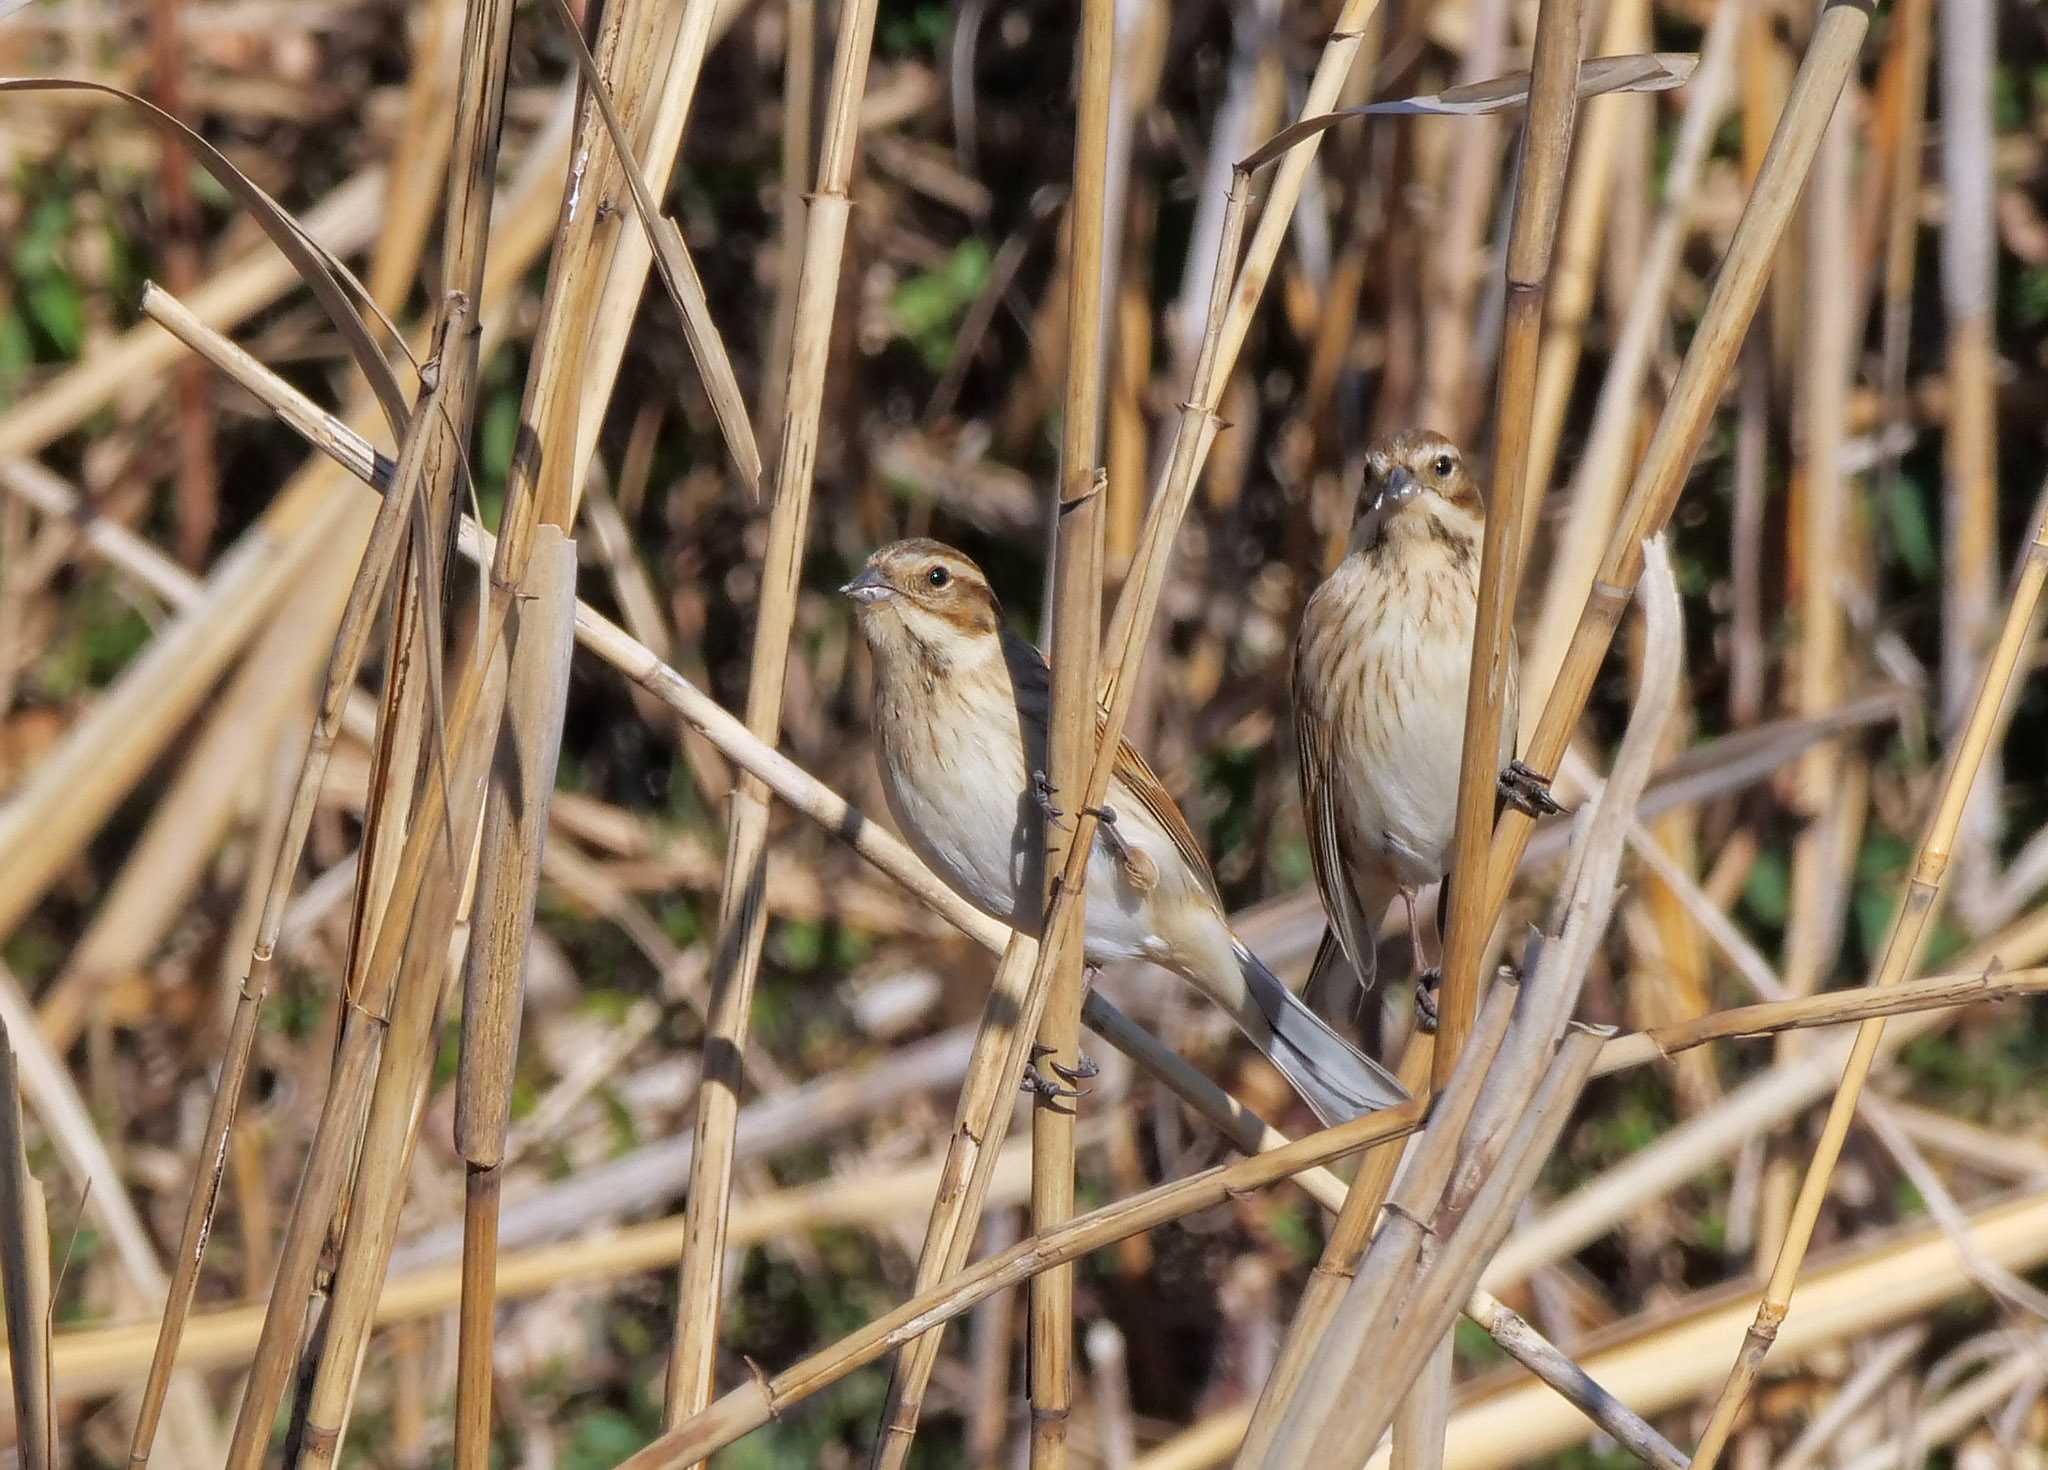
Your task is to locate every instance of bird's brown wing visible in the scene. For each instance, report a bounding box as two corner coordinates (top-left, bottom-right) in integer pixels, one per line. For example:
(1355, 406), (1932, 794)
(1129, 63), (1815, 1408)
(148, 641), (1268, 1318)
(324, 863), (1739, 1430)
(1292, 643), (1380, 992)
(1000, 631), (1214, 895)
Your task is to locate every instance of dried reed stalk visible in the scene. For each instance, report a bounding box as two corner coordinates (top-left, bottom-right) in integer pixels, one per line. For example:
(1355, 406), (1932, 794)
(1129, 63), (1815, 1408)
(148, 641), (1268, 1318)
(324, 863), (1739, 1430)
(1231, 1035), (1433, 1462)
(664, 0), (881, 1430)
(1687, 497), (2048, 1462)
(1029, 0), (1117, 1461)
(1434, 0), (1584, 1075)
(1248, 988), (1520, 1468)
(1460, 0), (1874, 985)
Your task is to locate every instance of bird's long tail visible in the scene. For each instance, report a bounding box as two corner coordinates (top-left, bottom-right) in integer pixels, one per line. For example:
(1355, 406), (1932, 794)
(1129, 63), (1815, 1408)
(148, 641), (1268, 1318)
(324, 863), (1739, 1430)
(1232, 941), (1409, 1125)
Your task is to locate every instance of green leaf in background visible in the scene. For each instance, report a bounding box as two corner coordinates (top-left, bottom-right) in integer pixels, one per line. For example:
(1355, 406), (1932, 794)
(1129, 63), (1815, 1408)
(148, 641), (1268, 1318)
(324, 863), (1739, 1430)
(562, 1409), (654, 1470)
(1742, 848), (1790, 927)
(1881, 473), (1939, 583)
(892, 239), (992, 371)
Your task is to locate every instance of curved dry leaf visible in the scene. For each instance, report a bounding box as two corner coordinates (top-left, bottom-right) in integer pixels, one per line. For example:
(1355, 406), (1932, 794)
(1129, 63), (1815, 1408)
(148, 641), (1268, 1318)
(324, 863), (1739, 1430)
(0, 76), (410, 441)
(1238, 53), (1700, 174)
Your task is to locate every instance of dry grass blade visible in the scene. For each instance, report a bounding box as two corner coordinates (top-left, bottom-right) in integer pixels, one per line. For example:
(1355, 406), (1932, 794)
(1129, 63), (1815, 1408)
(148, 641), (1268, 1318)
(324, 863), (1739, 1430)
(1236, 52), (1694, 170)
(536, 0), (763, 496)
(0, 78), (407, 432)
(0, 1019), (51, 1470)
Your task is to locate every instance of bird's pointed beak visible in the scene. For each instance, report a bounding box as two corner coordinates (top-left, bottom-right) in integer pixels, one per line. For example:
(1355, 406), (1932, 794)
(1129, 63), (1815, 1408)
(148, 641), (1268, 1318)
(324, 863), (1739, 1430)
(840, 566), (894, 604)
(1373, 465), (1419, 515)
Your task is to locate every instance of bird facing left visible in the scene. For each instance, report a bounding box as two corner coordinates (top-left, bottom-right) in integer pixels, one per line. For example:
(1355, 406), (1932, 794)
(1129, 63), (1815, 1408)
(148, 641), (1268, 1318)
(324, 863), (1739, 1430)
(842, 538), (1407, 1124)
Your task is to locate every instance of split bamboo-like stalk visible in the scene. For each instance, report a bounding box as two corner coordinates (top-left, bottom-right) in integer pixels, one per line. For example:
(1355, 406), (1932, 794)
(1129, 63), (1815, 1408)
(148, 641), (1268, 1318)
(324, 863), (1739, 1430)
(1294, 1028), (1610, 1466)
(1028, 0), (1117, 1461)
(1434, 0), (1584, 1076)
(663, 0), (881, 1430)
(1686, 498), (2048, 1462)
(1459, 0), (1874, 986)
(293, 632), (509, 1467)
(451, 530), (579, 1470)
(1230, 1035), (1434, 1463)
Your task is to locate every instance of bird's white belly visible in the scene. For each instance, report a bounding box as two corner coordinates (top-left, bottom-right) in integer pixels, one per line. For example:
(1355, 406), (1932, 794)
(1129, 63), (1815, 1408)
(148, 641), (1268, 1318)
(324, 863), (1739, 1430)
(879, 716), (1164, 966)
(1324, 603), (1479, 886)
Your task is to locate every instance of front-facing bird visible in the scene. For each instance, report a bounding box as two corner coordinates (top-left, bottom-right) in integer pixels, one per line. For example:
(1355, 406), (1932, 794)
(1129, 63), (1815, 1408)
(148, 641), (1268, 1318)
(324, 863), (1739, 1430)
(844, 538), (1407, 1124)
(1293, 430), (1554, 1010)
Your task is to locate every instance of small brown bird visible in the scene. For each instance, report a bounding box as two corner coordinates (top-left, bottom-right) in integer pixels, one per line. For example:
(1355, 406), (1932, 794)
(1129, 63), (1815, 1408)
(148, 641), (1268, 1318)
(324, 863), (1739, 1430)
(844, 539), (1407, 1123)
(1292, 431), (1556, 1008)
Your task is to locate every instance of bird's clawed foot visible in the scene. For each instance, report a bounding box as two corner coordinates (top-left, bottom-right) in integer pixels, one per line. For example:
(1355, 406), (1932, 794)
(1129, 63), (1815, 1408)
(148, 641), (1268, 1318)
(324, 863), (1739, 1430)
(1031, 770), (1064, 825)
(1022, 1042), (1096, 1112)
(1498, 760), (1565, 818)
(1414, 969), (1441, 1033)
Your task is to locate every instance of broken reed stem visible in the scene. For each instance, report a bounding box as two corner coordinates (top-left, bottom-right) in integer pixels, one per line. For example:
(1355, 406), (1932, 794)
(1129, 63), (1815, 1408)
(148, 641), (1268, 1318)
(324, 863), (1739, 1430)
(620, 1097), (1430, 1470)
(143, 288), (1673, 1466)
(1247, 987), (1520, 1468)
(450, 530), (578, 1469)
(1462, 0), (1873, 985)
(1028, 0), (1116, 1462)
(664, 0), (879, 1431)
(1687, 499), (2048, 1468)
(1435, 0), (1583, 1078)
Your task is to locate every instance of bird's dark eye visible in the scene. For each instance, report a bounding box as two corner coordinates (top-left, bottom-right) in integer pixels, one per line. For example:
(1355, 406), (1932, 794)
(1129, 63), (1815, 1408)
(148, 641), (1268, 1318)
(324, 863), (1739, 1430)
(926, 565), (951, 589)
(1432, 453), (1455, 478)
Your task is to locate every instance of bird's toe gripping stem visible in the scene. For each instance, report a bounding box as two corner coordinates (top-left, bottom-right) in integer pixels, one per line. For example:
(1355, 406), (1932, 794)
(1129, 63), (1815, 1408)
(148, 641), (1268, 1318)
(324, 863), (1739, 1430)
(1498, 760), (1565, 818)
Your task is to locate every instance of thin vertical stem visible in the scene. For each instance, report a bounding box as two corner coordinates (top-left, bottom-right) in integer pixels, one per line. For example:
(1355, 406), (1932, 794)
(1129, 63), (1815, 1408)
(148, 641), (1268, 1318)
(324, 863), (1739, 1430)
(663, 0), (881, 1434)
(1028, 1), (1117, 1465)
(1434, 0), (1584, 1079)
